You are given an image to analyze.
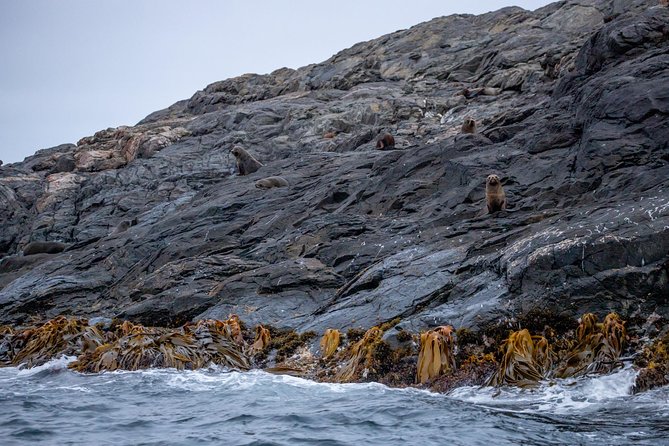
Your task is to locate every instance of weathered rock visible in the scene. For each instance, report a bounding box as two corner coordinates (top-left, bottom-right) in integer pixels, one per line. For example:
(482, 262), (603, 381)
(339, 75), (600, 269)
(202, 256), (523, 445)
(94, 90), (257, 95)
(0, 1), (667, 344)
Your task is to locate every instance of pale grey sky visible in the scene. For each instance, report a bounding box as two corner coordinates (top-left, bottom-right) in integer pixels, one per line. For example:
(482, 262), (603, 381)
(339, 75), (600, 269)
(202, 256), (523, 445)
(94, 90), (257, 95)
(0, 0), (553, 164)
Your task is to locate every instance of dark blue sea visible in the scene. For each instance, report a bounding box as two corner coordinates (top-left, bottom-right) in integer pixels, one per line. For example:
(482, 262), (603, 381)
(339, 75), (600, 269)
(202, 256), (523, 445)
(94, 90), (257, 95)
(1, 357), (667, 445)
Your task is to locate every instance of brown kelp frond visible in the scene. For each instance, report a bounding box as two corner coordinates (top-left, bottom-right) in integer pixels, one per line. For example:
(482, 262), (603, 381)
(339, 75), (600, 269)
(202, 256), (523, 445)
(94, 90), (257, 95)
(184, 319), (250, 370)
(602, 313), (626, 355)
(486, 329), (552, 387)
(117, 320), (147, 336)
(224, 314), (245, 346)
(70, 318), (252, 373)
(416, 325), (456, 384)
(320, 329), (341, 359)
(556, 312), (627, 378)
(334, 326), (386, 382)
(633, 333), (669, 393)
(11, 317), (106, 368)
(249, 326), (271, 354)
(576, 313), (599, 343)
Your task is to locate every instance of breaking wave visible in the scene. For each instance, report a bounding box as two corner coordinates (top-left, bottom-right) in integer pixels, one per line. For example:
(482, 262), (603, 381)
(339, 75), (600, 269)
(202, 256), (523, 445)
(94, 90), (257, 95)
(0, 358), (667, 445)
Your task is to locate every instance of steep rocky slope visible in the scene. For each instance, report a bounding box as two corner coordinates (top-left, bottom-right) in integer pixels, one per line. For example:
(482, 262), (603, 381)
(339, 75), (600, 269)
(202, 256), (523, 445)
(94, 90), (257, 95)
(1, 0), (667, 343)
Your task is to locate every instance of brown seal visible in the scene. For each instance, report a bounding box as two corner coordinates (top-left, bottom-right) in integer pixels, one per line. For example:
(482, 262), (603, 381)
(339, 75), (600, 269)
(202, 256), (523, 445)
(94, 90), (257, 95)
(461, 117), (476, 134)
(22, 241), (68, 256)
(461, 87), (501, 99)
(231, 146), (263, 176)
(255, 176), (289, 189)
(486, 174), (507, 213)
(111, 217), (138, 235)
(376, 134), (395, 150)
(0, 254), (52, 273)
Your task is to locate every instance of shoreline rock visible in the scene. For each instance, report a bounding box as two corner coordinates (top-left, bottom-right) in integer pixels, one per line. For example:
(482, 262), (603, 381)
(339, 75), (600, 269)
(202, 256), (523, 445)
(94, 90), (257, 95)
(0, 0), (667, 394)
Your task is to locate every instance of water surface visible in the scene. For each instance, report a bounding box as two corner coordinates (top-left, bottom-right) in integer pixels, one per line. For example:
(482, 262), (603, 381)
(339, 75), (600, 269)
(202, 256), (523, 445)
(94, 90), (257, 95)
(1, 357), (667, 445)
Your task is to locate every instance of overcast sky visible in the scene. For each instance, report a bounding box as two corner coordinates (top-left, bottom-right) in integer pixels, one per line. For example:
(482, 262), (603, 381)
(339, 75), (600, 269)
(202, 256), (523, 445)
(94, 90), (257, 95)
(0, 0), (553, 164)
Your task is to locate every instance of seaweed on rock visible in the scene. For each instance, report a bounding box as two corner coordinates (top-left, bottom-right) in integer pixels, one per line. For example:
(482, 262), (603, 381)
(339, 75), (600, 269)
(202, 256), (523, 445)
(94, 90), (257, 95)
(556, 313), (626, 378)
(264, 328), (317, 363)
(334, 326), (387, 382)
(416, 325), (456, 384)
(69, 317), (250, 372)
(633, 333), (669, 393)
(10, 316), (106, 368)
(250, 325), (271, 354)
(319, 329), (341, 359)
(486, 329), (553, 387)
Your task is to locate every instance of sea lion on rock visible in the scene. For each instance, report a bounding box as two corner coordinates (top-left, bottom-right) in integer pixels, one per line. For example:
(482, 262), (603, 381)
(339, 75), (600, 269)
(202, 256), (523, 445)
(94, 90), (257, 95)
(461, 117), (476, 134)
(0, 254), (52, 273)
(486, 174), (507, 213)
(22, 241), (68, 256)
(376, 134), (395, 150)
(255, 176), (289, 189)
(111, 217), (138, 235)
(462, 87), (501, 99)
(231, 146), (263, 176)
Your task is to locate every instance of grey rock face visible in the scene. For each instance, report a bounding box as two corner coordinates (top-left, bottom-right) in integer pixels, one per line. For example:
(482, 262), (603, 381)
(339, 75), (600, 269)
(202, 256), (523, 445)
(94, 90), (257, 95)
(0, 0), (667, 333)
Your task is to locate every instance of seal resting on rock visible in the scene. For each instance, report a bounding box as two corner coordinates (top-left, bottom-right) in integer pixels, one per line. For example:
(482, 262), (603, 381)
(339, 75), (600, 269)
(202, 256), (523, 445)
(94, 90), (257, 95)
(486, 174), (507, 213)
(22, 241), (68, 256)
(111, 217), (138, 235)
(0, 254), (52, 273)
(462, 87), (501, 99)
(376, 134), (395, 150)
(231, 146), (263, 176)
(255, 176), (289, 189)
(461, 117), (476, 134)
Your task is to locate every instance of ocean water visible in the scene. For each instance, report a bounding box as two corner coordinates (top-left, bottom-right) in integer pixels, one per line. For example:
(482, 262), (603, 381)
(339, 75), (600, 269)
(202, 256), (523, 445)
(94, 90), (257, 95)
(0, 358), (667, 446)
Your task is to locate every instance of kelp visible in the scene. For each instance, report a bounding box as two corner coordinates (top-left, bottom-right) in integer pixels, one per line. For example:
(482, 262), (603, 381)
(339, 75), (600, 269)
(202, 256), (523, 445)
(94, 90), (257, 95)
(0, 325), (16, 365)
(334, 326), (386, 382)
(250, 325), (271, 354)
(319, 329), (341, 359)
(69, 317), (251, 373)
(264, 328), (317, 363)
(484, 313), (628, 387)
(556, 313), (626, 378)
(633, 333), (669, 393)
(225, 314), (245, 346)
(430, 353), (498, 393)
(10, 316), (106, 368)
(416, 325), (456, 384)
(486, 329), (553, 387)
(0, 311), (647, 394)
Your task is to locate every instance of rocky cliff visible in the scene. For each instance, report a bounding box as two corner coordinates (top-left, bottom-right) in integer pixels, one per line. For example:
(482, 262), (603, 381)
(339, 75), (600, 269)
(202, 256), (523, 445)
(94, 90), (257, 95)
(1, 0), (668, 344)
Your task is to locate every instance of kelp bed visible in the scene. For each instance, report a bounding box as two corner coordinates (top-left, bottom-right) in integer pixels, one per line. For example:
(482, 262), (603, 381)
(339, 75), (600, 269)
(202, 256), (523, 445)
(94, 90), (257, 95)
(0, 315), (255, 372)
(0, 312), (667, 393)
